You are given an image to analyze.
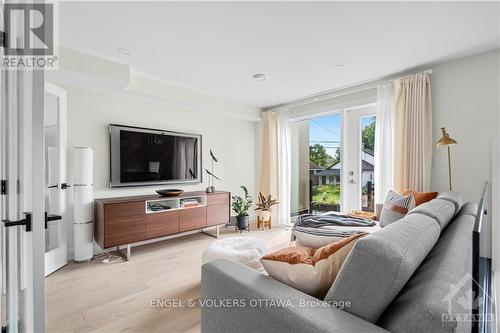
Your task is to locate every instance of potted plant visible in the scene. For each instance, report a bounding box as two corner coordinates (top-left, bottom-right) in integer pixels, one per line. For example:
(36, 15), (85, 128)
(232, 186), (253, 230)
(255, 192), (279, 222)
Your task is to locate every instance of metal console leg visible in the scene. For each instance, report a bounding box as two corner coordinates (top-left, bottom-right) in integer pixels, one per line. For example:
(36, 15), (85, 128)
(202, 225), (220, 239)
(116, 244), (131, 261)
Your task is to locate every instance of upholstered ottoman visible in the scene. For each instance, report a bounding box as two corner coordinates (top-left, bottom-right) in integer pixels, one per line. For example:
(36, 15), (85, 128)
(202, 237), (268, 270)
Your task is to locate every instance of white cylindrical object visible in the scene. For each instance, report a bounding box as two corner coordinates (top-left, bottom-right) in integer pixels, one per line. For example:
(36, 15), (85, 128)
(73, 147), (94, 185)
(73, 185), (93, 223)
(73, 147), (94, 262)
(73, 223), (94, 262)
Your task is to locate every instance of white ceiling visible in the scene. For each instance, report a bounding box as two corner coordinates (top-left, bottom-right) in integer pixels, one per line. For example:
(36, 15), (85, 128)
(60, 1), (500, 108)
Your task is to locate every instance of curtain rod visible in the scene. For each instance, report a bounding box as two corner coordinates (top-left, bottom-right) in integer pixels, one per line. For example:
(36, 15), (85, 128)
(265, 69), (432, 112)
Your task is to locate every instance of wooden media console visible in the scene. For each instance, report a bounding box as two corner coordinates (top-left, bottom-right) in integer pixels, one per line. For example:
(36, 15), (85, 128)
(94, 191), (230, 260)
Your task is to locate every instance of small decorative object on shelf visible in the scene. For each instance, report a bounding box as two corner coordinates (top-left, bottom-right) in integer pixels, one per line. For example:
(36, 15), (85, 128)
(147, 202), (171, 212)
(156, 189), (184, 197)
(181, 199), (200, 208)
(255, 192), (278, 230)
(205, 149), (220, 193)
(232, 185), (253, 232)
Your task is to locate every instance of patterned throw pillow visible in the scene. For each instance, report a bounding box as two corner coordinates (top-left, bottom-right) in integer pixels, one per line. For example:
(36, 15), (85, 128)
(260, 233), (366, 298)
(379, 190), (416, 227)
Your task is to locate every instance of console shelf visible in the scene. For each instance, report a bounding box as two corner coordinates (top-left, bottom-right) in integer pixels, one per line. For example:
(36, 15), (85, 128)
(146, 195), (207, 214)
(94, 191), (230, 259)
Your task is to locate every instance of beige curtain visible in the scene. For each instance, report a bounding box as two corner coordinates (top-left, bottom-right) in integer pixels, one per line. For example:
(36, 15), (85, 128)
(394, 73), (432, 192)
(259, 111), (279, 221)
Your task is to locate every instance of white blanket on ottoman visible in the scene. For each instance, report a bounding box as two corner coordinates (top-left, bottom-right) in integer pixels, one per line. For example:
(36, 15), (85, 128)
(202, 237), (268, 269)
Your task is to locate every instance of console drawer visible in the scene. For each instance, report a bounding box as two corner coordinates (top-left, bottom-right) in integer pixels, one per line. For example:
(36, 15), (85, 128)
(207, 204), (230, 226)
(105, 201), (144, 219)
(104, 215), (145, 248)
(207, 193), (230, 206)
(146, 210), (179, 239)
(179, 206), (207, 232)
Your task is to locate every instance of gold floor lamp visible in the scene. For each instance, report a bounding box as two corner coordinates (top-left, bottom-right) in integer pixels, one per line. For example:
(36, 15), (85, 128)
(435, 127), (457, 191)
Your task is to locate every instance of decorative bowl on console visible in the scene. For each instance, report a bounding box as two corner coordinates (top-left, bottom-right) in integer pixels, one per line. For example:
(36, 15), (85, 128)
(156, 189), (184, 197)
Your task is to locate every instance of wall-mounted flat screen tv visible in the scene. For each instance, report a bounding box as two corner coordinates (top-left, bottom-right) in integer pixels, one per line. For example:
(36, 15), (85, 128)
(109, 124), (202, 187)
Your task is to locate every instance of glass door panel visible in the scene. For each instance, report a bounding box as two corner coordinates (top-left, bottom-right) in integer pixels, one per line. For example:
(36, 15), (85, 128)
(360, 116), (376, 212)
(44, 83), (68, 276)
(344, 106), (376, 213)
(309, 113), (342, 213)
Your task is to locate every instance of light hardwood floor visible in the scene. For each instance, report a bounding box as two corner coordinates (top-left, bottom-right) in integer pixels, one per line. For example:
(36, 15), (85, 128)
(46, 224), (291, 333)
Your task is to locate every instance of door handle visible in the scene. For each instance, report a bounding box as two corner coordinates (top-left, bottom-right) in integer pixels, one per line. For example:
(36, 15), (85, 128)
(45, 212), (62, 229)
(2, 212), (32, 231)
(48, 183), (70, 190)
(349, 179), (357, 184)
(3, 212), (63, 231)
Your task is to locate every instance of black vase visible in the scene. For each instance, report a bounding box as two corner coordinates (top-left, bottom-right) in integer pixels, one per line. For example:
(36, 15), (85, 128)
(237, 215), (249, 230)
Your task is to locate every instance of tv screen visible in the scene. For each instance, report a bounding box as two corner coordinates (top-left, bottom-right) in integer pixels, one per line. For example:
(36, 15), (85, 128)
(109, 125), (202, 187)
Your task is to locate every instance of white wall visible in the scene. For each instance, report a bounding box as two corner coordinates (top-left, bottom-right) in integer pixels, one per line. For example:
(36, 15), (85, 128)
(431, 49), (500, 256)
(60, 84), (259, 256)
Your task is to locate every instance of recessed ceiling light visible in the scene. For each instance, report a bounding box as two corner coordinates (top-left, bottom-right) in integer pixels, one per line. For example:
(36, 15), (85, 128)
(333, 64), (344, 70)
(252, 73), (267, 81)
(117, 48), (131, 55)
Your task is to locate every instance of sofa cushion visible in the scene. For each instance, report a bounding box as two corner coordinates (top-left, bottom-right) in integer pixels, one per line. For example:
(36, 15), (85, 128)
(324, 213), (441, 323)
(261, 233), (366, 298)
(408, 198), (456, 230)
(437, 191), (463, 214)
(377, 213), (474, 332)
(458, 202), (479, 218)
(403, 189), (438, 206)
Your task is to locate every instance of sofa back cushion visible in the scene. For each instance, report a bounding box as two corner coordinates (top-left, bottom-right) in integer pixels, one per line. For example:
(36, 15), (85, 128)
(408, 199), (456, 230)
(458, 201), (478, 217)
(324, 213), (441, 323)
(437, 191), (463, 214)
(377, 203), (476, 332)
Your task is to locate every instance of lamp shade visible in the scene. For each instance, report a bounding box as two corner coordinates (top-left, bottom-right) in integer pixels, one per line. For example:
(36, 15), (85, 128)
(436, 127), (457, 147)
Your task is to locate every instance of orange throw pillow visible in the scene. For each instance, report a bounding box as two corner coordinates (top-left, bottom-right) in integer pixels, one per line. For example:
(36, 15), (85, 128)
(402, 190), (438, 206)
(260, 233), (366, 298)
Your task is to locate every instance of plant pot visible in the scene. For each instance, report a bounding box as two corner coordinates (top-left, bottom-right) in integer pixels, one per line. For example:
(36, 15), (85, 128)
(236, 215), (249, 230)
(258, 210), (271, 221)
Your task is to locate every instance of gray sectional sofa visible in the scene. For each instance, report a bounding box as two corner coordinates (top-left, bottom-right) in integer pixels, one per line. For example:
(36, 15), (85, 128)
(201, 192), (477, 333)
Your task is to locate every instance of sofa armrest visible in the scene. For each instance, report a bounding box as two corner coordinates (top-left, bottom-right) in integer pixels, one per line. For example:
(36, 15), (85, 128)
(201, 259), (389, 333)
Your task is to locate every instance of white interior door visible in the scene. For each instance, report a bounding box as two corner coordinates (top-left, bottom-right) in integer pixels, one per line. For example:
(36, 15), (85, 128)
(0, 58), (46, 332)
(343, 105), (377, 213)
(44, 82), (68, 276)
